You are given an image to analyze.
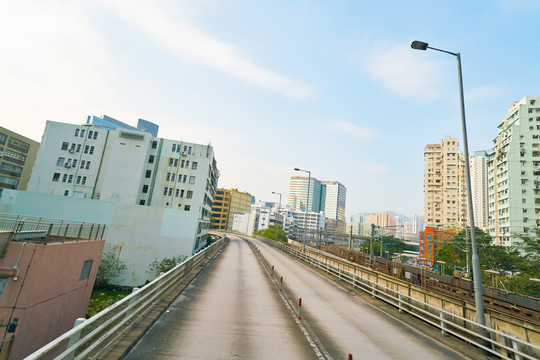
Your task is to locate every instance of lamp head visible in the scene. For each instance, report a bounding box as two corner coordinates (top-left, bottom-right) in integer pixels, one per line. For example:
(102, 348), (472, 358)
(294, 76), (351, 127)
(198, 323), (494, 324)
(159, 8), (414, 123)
(294, 168), (300, 171)
(411, 41), (429, 50)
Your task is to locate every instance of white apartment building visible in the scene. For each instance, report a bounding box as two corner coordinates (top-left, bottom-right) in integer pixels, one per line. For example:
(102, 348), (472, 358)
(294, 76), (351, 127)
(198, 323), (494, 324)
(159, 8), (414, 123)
(321, 180), (347, 232)
(288, 176), (322, 213)
(488, 95), (540, 246)
(470, 150), (489, 230)
(21, 117), (219, 284)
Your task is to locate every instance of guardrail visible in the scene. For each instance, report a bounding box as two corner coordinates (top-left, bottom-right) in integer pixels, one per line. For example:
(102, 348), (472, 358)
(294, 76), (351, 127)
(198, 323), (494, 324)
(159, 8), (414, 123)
(24, 236), (226, 360)
(0, 216), (106, 243)
(273, 240), (540, 360)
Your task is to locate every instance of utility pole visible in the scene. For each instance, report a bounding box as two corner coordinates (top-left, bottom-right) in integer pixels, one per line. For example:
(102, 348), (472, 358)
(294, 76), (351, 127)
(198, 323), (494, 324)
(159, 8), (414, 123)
(465, 227), (470, 278)
(370, 223), (375, 267)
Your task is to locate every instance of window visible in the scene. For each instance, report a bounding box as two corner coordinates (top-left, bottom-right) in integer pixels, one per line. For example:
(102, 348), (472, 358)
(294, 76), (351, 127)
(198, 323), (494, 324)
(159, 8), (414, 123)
(61, 142), (69, 150)
(74, 129), (79, 137)
(93, 131), (98, 140)
(192, 162), (198, 170)
(169, 159), (174, 166)
(145, 170), (151, 178)
(188, 146), (192, 154)
(88, 131), (93, 139)
(84, 145), (89, 154)
(152, 141), (157, 149)
(180, 189), (184, 198)
(166, 173), (171, 181)
(76, 176), (81, 184)
(86, 161), (91, 170)
(171, 174), (176, 182)
(189, 176), (195, 184)
(72, 159), (77, 168)
(89, 146), (94, 155)
(139, 200), (146, 205)
(184, 205), (190, 211)
(185, 161), (189, 168)
(174, 159), (178, 167)
(80, 160), (86, 169)
(68, 175), (73, 183)
(62, 174), (68, 182)
(181, 160), (185, 168)
(76, 144), (81, 152)
(175, 189), (179, 197)
(142, 185), (149, 193)
(79, 260), (93, 281)
(52, 173), (60, 181)
(186, 190), (193, 199)
(70, 143), (76, 152)
(149, 155), (155, 163)
(57, 157), (65, 166)
(82, 176), (87, 185)
(163, 187), (168, 195)
(172, 144), (176, 152)
(64, 190), (69, 196)
(168, 188), (173, 196)
(176, 145), (180, 153)
(183, 175), (187, 183)
(81, 129), (85, 137)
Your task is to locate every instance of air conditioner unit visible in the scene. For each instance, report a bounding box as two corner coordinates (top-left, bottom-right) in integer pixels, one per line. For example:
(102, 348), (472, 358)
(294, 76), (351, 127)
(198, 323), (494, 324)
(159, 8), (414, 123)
(64, 162), (71, 168)
(181, 150), (188, 155)
(69, 149), (75, 153)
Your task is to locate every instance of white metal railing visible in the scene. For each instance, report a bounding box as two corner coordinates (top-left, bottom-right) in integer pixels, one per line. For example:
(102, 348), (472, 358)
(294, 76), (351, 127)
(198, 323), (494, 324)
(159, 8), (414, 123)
(24, 236), (226, 360)
(274, 241), (540, 360)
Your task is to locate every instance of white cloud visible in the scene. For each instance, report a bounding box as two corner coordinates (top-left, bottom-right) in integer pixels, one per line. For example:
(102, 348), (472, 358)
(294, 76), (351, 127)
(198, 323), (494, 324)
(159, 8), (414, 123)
(102, 0), (314, 99)
(354, 43), (448, 102)
(325, 120), (377, 141)
(0, 1), (120, 140)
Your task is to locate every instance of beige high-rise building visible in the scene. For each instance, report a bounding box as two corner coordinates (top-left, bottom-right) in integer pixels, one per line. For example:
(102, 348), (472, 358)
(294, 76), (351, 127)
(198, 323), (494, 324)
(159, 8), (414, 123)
(424, 137), (466, 228)
(211, 188), (252, 231)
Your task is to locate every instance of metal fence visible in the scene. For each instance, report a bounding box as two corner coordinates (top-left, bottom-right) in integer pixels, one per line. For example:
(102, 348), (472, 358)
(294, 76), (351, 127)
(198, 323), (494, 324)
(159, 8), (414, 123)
(0, 214), (106, 243)
(24, 236), (226, 360)
(274, 241), (540, 360)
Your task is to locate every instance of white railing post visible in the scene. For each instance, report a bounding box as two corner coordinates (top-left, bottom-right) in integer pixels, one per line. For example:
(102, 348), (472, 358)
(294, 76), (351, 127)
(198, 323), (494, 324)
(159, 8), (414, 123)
(66, 318), (86, 360)
(510, 336), (523, 360)
(440, 311), (447, 336)
(399, 294), (404, 313)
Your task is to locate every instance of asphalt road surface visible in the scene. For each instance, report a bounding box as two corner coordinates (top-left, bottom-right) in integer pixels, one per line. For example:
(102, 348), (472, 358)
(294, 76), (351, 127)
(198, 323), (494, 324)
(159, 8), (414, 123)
(125, 235), (478, 359)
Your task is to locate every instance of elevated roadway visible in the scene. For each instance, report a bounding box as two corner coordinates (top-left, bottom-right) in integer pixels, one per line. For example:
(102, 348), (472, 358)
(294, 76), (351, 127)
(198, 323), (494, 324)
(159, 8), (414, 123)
(125, 235), (487, 359)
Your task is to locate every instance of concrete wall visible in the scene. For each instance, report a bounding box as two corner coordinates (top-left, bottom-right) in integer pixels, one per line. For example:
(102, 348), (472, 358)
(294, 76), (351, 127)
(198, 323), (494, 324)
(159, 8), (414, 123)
(0, 239), (104, 360)
(0, 190), (203, 286)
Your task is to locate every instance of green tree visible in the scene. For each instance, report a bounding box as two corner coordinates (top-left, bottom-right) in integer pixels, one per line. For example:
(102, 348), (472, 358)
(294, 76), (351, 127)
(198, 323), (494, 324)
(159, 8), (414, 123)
(147, 255), (187, 277)
(95, 245), (127, 288)
(253, 225), (287, 242)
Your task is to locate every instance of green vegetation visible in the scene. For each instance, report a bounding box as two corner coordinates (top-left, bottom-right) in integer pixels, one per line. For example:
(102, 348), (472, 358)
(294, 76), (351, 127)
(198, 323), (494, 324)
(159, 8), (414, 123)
(253, 225), (288, 242)
(147, 255), (187, 277)
(358, 236), (414, 257)
(86, 287), (131, 318)
(95, 245), (127, 288)
(434, 228), (540, 297)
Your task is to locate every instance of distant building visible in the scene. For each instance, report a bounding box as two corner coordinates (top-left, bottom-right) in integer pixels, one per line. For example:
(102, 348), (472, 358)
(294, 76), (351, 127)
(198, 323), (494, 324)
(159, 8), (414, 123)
(418, 226), (453, 266)
(488, 95), (540, 246)
(321, 180), (347, 232)
(347, 214), (370, 237)
(369, 213), (398, 237)
(0, 126), (39, 191)
(424, 137), (467, 228)
(210, 188), (252, 231)
(288, 176), (323, 213)
(288, 176), (346, 233)
(0, 216), (105, 359)
(470, 150), (489, 230)
(403, 214), (424, 241)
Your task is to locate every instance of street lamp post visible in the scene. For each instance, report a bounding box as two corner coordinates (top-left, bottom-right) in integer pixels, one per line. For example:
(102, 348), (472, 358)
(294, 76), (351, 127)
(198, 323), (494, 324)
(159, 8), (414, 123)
(271, 191), (282, 242)
(411, 40), (486, 328)
(294, 168), (311, 253)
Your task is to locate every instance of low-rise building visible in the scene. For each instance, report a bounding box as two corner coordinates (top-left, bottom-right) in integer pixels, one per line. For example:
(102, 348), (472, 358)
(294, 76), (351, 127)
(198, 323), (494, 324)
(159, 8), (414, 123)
(210, 188), (252, 231)
(0, 215), (105, 359)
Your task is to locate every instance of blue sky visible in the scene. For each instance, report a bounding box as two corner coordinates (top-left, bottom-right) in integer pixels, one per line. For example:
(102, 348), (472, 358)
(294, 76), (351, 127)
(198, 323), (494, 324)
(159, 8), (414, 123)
(1, 1), (540, 216)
